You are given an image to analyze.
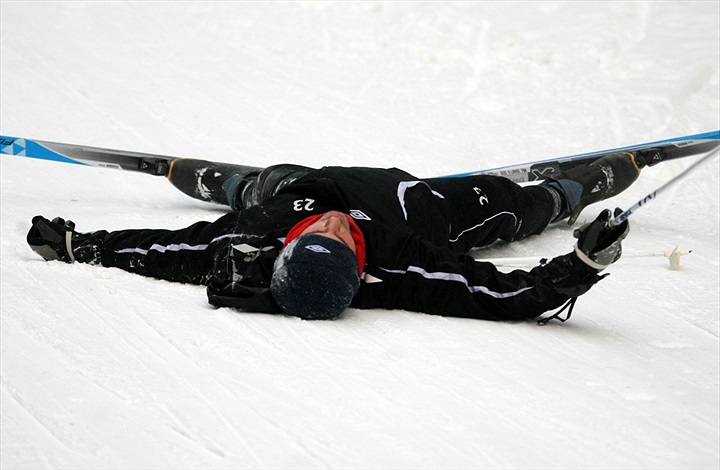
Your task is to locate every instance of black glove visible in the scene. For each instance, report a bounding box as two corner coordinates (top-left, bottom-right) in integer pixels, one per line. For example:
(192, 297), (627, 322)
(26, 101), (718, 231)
(207, 281), (282, 314)
(27, 216), (106, 264)
(573, 208), (629, 271)
(27, 216), (77, 263)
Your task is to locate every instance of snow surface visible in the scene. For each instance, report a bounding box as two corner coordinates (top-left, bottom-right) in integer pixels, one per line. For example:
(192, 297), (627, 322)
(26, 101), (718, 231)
(1, 2), (719, 469)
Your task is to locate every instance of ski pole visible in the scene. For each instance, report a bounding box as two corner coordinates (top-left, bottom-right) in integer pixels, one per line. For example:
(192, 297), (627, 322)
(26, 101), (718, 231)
(609, 147), (720, 227)
(475, 246), (692, 270)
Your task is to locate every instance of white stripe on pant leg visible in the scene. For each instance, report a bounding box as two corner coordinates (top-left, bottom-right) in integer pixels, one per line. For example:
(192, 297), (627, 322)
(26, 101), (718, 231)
(449, 211), (518, 244)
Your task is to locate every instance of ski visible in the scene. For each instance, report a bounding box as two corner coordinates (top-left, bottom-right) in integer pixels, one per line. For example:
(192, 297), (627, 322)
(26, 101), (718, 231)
(3, 131), (718, 189)
(0, 135), (176, 176)
(442, 130), (720, 182)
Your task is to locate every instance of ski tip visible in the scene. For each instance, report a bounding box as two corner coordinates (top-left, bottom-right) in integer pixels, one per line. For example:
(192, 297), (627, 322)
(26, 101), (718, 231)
(1, 135), (90, 166)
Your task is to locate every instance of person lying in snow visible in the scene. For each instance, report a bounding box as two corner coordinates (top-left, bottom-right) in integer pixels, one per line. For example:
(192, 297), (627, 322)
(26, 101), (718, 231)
(26, 153), (639, 323)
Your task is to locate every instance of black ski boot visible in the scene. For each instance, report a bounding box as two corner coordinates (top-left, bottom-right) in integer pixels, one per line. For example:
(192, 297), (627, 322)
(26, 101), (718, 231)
(168, 159), (314, 211)
(167, 159), (262, 209)
(543, 152), (641, 224)
(27, 216), (107, 264)
(235, 164), (313, 209)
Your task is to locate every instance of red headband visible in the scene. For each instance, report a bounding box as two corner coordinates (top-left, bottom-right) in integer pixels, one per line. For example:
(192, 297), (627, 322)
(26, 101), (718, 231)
(283, 213), (366, 274)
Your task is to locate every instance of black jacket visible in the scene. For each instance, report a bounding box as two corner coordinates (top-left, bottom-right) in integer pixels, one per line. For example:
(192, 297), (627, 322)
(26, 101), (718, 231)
(199, 167), (602, 321)
(98, 166), (601, 321)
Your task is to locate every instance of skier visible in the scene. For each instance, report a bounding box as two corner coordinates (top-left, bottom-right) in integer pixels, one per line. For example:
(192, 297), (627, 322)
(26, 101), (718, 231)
(26, 153), (639, 323)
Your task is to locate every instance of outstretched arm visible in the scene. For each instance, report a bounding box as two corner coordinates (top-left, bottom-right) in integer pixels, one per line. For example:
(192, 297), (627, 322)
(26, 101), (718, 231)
(355, 209), (629, 322)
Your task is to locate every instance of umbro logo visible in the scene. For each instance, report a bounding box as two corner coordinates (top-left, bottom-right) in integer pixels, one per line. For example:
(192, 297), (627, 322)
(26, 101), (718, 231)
(305, 245), (332, 254)
(349, 209), (371, 221)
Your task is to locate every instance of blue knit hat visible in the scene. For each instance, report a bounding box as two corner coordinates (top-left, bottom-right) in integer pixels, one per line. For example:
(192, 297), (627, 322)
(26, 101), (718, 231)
(270, 234), (360, 320)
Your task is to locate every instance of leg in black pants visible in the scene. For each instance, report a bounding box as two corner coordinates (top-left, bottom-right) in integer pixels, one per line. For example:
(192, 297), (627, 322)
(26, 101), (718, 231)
(423, 176), (556, 253)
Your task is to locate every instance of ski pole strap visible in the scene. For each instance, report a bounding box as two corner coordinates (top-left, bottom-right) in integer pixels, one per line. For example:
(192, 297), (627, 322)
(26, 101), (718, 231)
(537, 297), (578, 325)
(65, 230), (76, 263)
(609, 147), (720, 227)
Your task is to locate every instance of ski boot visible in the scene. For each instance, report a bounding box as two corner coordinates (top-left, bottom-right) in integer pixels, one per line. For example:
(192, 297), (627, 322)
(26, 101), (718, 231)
(168, 159), (313, 211)
(543, 152), (641, 224)
(27, 216), (107, 264)
(167, 159), (262, 209)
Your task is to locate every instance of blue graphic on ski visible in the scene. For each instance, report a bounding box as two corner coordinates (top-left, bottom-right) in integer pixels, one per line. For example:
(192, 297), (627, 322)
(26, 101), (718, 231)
(0, 136), (176, 176)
